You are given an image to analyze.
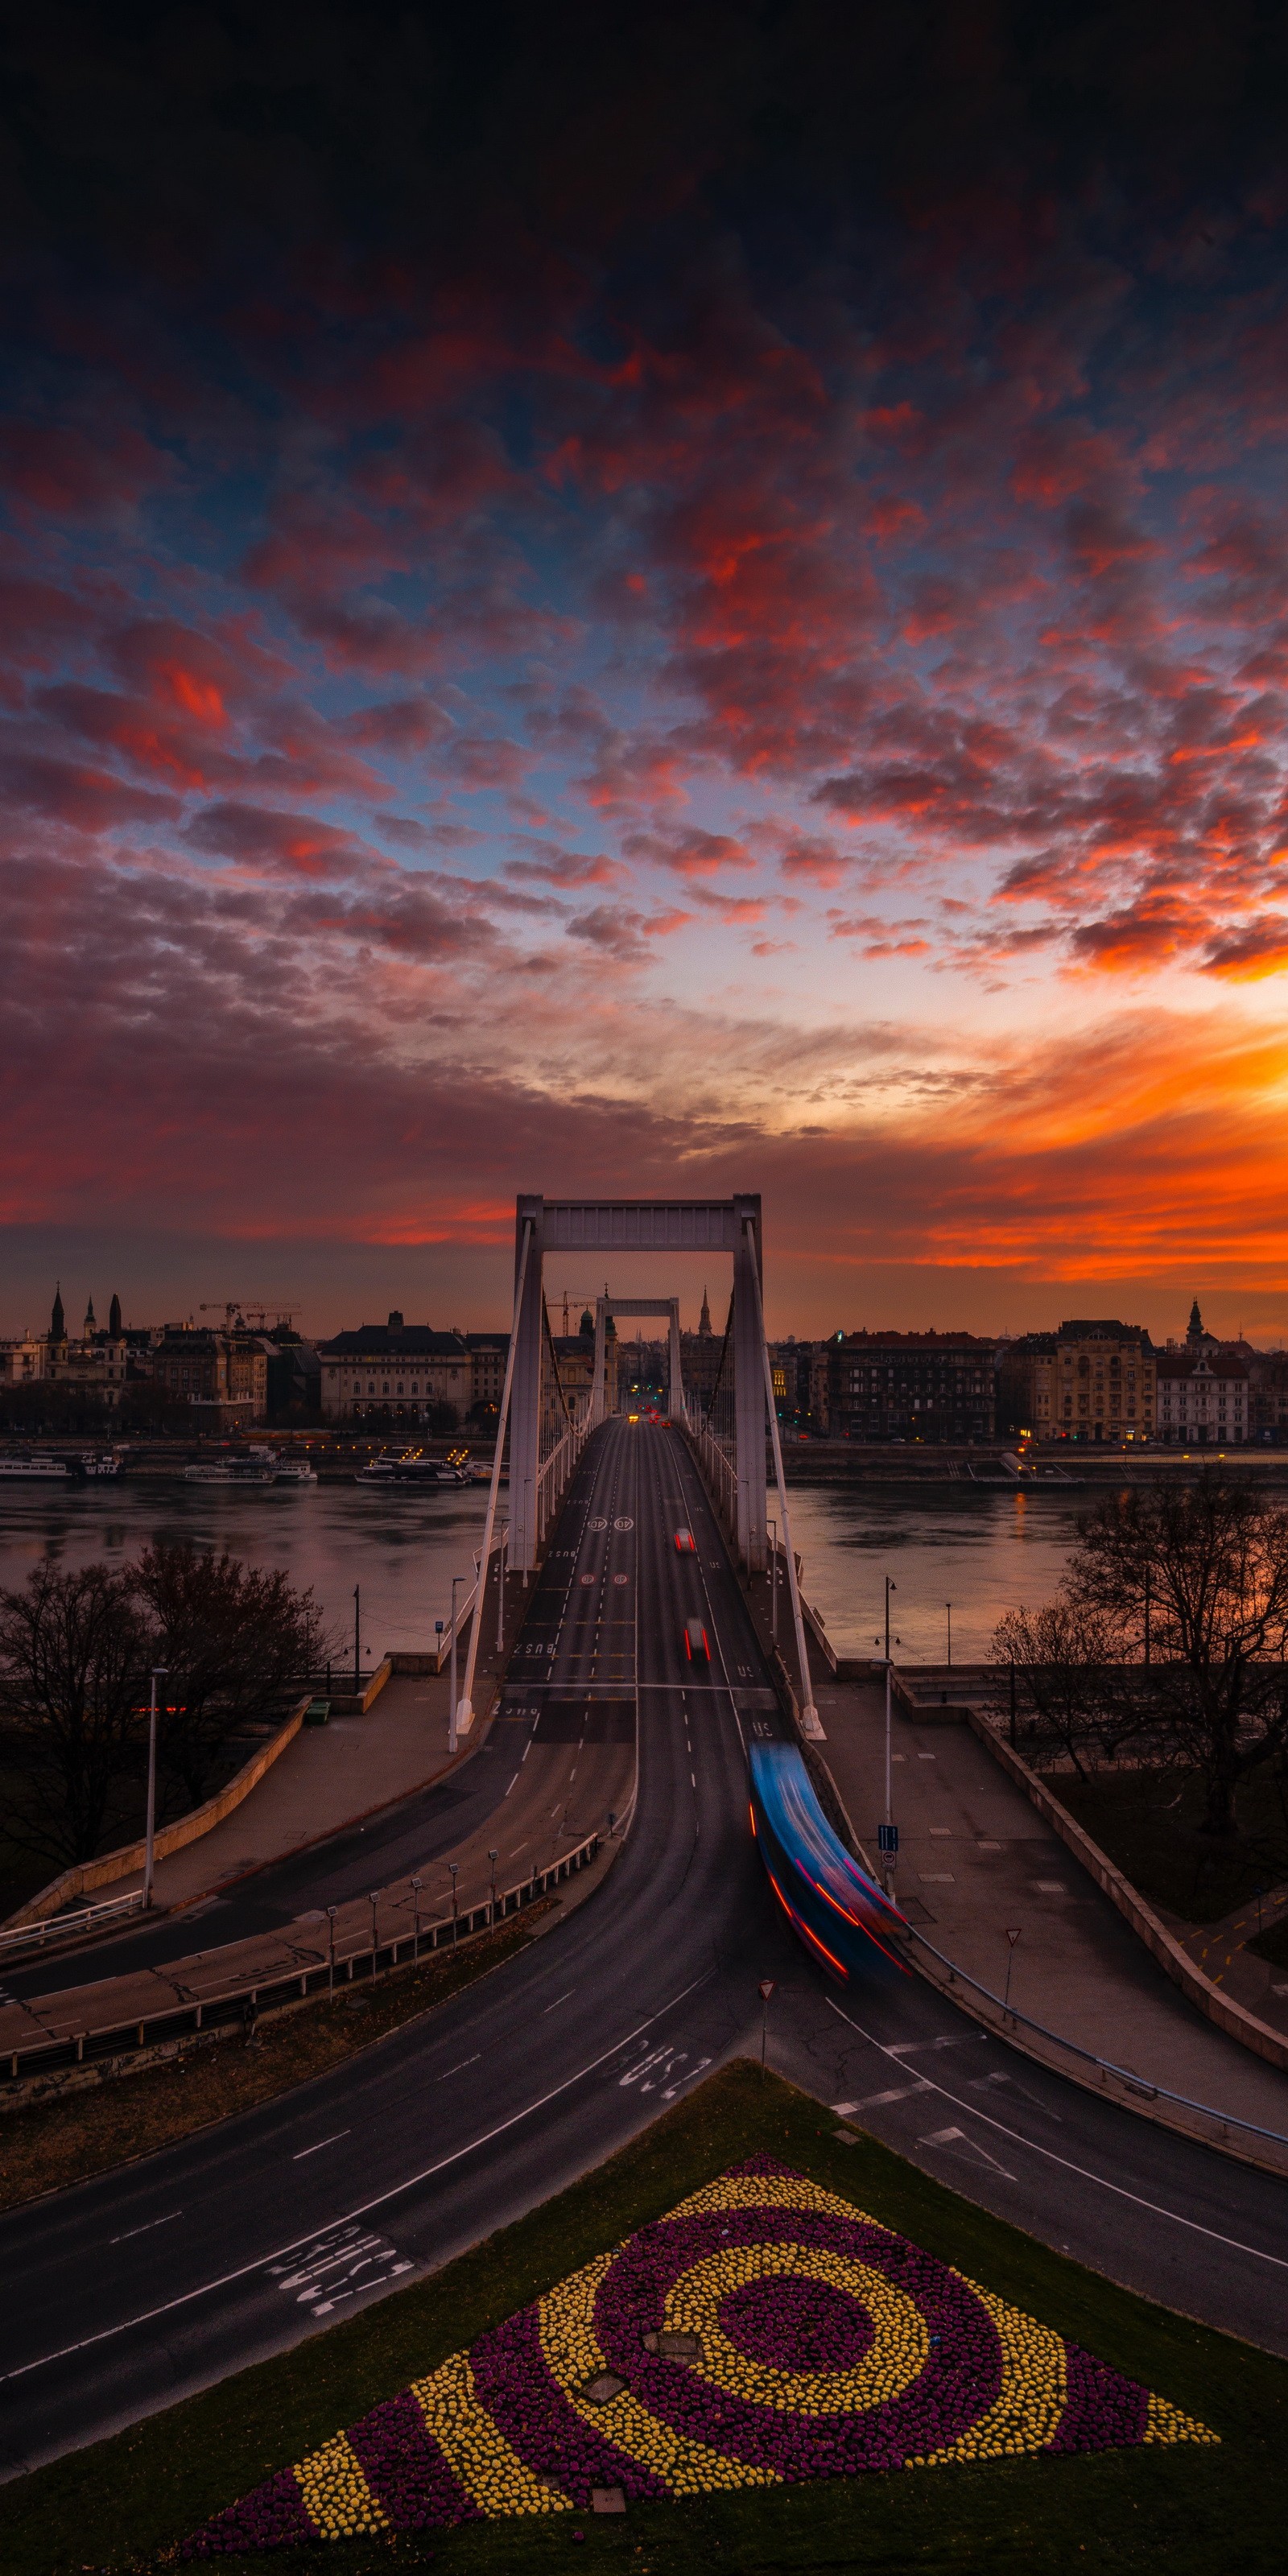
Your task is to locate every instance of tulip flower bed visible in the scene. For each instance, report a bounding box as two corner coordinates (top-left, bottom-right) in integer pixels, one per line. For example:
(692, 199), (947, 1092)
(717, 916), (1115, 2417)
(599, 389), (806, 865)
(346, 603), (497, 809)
(186, 2157), (1214, 2553)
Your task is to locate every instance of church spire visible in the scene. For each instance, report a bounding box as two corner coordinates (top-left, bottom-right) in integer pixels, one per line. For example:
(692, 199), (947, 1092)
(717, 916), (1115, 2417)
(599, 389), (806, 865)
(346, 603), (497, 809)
(109, 1291), (122, 1337)
(1187, 1298), (1204, 1344)
(49, 1282), (64, 1343)
(698, 1284), (712, 1338)
(84, 1294), (97, 1339)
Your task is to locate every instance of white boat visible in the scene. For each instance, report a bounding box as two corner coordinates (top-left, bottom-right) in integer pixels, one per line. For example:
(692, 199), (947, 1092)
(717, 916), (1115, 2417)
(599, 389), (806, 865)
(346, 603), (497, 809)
(0, 1457), (70, 1478)
(274, 1460), (316, 1484)
(184, 1461), (276, 1484)
(81, 1453), (122, 1478)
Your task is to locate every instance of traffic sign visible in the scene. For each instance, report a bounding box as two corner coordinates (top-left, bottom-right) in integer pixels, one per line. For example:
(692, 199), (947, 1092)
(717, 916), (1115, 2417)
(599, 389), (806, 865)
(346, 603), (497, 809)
(758, 1979), (776, 2000)
(877, 1823), (898, 1856)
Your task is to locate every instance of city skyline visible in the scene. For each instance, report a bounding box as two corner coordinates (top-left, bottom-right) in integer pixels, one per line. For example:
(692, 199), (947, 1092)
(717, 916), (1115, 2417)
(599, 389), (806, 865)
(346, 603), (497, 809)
(6, 14), (1288, 1339)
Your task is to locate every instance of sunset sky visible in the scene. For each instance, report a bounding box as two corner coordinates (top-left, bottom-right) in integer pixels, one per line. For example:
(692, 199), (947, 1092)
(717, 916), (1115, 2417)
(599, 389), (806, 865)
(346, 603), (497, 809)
(5, 3), (1288, 1341)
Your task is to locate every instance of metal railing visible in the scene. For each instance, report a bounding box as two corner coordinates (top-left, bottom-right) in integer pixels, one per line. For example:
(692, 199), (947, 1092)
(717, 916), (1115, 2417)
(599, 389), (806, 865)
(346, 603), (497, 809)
(0, 1889), (145, 1963)
(2, 1827), (603, 2085)
(904, 1919), (1288, 2163)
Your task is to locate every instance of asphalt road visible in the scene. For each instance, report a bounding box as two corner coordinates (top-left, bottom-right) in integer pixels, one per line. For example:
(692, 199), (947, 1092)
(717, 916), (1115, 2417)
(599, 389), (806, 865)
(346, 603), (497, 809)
(3, 1419), (1288, 2486)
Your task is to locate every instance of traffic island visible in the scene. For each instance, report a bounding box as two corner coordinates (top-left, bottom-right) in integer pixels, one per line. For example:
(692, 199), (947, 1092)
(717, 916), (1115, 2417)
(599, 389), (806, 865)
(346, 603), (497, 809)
(4, 2062), (1278, 2576)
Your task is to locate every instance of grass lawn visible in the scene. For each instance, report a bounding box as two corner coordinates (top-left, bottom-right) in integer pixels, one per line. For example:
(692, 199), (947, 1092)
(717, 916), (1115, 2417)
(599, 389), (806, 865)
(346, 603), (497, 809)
(6, 2061), (1283, 2576)
(0, 1902), (556, 2213)
(1042, 1764), (1288, 1922)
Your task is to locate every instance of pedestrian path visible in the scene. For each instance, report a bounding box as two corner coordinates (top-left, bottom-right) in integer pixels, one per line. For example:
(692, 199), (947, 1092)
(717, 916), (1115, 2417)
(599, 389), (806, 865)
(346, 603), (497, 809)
(737, 1550), (1288, 2141)
(113, 1671), (463, 1911)
(815, 1672), (1288, 2136)
(1170, 1879), (1288, 2032)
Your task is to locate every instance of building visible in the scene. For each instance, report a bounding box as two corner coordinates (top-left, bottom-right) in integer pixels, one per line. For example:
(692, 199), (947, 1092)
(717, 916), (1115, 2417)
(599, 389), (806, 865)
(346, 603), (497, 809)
(1001, 1319), (1156, 1443)
(152, 1321), (270, 1424)
(1155, 1346), (1249, 1444)
(42, 1286), (128, 1409)
(464, 1331), (510, 1420)
(317, 1315), (473, 1425)
(810, 1331), (997, 1442)
(0, 1335), (45, 1389)
(769, 1337), (812, 1429)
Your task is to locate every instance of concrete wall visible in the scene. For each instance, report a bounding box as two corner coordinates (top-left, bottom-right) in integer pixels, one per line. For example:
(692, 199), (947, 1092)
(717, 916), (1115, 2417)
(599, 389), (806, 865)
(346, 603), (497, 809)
(2, 1698), (312, 1930)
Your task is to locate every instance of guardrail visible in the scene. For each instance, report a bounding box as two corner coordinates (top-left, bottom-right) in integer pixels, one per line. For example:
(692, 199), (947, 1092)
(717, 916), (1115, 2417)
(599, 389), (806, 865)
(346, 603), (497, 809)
(0, 1889), (145, 1962)
(902, 1919), (1288, 2171)
(2, 1827), (603, 2087)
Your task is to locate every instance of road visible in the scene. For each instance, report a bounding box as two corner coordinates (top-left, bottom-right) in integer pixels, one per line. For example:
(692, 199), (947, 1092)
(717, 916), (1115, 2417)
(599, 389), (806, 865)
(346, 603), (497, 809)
(2, 1419), (1287, 2484)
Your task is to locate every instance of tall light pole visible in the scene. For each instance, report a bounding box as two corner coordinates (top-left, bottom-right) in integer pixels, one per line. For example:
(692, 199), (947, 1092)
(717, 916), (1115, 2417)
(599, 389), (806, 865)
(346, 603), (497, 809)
(945, 1600), (952, 1670)
(449, 1575), (464, 1754)
(768, 1516), (778, 1642)
(496, 1526), (506, 1650)
(353, 1583), (361, 1693)
(877, 1578), (897, 1895)
(489, 1847), (498, 1922)
(143, 1666), (167, 1910)
(449, 1859), (459, 1948)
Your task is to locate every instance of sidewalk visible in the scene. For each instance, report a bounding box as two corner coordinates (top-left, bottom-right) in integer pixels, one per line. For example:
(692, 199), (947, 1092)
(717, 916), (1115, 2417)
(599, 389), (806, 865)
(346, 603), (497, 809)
(737, 1552), (1288, 2139)
(109, 1670), (464, 1912)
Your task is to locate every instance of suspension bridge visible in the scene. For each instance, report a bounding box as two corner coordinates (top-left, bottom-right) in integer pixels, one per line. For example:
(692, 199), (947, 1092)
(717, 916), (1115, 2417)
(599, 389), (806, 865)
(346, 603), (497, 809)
(454, 1192), (821, 1744)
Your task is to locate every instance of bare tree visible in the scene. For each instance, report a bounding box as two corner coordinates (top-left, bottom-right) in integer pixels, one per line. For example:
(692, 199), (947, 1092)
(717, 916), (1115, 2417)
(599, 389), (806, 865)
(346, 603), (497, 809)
(0, 1563), (149, 1867)
(132, 1542), (327, 1804)
(1069, 1476), (1288, 1836)
(991, 1597), (1137, 1777)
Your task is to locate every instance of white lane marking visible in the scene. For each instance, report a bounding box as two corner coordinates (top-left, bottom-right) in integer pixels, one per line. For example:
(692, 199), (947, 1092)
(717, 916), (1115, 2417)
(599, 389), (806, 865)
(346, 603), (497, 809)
(0, 1969), (720, 2390)
(436, 2055), (481, 2081)
(505, 1774), (518, 1795)
(919, 2124), (1015, 2180)
(521, 1740), (532, 1761)
(887, 2037), (970, 2057)
(109, 2211), (182, 2246)
(853, 2084), (931, 2107)
(543, 1990), (574, 2013)
(825, 1995), (1288, 2273)
(291, 2130), (351, 2161)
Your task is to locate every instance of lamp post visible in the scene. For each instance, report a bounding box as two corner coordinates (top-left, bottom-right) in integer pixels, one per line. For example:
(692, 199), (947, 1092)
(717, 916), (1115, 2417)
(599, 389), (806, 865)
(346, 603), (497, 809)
(488, 1848), (497, 1922)
(369, 1890), (379, 1980)
(326, 1903), (336, 1998)
(758, 1978), (774, 2076)
(945, 1600), (952, 1670)
(523, 1479), (532, 1583)
(411, 1876), (423, 1964)
(143, 1666), (167, 1910)
(1143, 1563), (1152, 1668)
(884, 1578), (897, 1860)
(449, 1575), (464, 1754)
(353, 1583), (361, 1693)
(449, 1860), (459, 1948)
(768, 1517), (778, 1642)
(496, 1526), (506, 1650)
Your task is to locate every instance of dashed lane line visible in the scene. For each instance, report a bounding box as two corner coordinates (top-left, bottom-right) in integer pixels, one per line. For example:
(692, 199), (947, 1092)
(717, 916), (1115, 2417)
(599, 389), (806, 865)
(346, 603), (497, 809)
(2, 1966), (717, 2387)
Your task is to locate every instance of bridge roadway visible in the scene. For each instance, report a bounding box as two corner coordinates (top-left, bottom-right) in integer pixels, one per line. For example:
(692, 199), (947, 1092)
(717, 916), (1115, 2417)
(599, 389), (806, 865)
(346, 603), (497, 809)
(2, 1419), (1288, 2483)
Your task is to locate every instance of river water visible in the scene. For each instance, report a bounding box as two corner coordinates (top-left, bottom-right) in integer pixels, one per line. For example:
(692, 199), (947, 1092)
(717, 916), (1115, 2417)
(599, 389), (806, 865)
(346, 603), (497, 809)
(0, 1462), (1086, 1669)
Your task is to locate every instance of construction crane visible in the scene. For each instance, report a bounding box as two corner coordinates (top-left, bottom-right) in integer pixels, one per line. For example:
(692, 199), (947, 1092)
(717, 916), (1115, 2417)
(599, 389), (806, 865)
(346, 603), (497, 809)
(199, 1301), (301, 1331)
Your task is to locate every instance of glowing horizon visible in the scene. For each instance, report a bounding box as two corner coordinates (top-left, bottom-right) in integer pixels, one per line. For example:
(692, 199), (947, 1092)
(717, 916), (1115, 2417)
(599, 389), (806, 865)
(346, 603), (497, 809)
(5, 10), (1288, 1345)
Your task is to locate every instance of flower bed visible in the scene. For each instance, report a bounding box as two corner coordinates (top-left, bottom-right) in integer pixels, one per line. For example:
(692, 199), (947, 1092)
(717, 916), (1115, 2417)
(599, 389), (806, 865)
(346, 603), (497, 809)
(185, 2157), (1216, 2553)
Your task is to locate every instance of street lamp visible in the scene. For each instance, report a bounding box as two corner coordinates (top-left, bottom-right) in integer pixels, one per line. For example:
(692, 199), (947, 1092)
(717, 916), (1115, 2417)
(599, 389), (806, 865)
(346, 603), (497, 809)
(488, 1848), (497, 1922)
(449, 1575), (464, 1754)
(143, 1666), (167, 1910)
(496, 1525), (506, 1651)
(369, 1890), (380, 1979)
(353, 1583), (361, 1693)
(449, 1860), (460, 1948)
(411, 1876), (423, 1964)
(945, 1600), (952, 1670)
(326, 1903), (336, 1998)
(768, 1516), (778, 1642)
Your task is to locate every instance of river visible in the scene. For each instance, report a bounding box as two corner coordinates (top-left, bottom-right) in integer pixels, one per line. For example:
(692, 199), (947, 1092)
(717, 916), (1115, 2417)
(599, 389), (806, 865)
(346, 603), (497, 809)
(0, 1460), (1086, 1670)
